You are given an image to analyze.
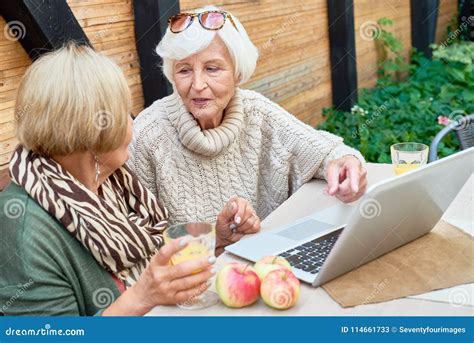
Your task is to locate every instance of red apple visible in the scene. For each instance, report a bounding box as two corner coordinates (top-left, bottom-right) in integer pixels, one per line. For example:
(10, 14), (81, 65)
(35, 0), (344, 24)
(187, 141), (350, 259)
(260, 269), (300, 310)
(216, 263), (261, 308)
(254, 255), (292, 280)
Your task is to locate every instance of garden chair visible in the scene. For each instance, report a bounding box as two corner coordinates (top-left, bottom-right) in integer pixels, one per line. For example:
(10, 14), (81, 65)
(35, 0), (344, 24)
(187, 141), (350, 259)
(428, 114), (474, 162)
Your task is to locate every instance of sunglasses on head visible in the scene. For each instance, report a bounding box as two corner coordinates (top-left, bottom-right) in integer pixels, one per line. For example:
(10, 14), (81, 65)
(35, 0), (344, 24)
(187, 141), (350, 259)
(168, 10), (239, 33)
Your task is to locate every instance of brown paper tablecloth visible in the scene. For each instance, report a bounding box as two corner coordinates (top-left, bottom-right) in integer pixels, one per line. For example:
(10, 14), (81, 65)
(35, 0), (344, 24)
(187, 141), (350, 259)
(322, 220), (474, 307)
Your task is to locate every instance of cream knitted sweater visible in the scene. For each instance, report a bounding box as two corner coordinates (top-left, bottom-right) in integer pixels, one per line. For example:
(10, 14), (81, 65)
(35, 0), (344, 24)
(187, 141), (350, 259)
(128, 88), (365, 224)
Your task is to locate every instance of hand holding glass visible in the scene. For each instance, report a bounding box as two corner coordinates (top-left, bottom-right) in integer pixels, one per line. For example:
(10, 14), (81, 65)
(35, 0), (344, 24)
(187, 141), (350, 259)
(163, 222), (219, 309)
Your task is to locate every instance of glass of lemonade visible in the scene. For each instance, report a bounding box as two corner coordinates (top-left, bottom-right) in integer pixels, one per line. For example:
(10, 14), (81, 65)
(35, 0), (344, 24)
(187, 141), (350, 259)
(391, 142), (429, 175)
(163, 222), (219, 309)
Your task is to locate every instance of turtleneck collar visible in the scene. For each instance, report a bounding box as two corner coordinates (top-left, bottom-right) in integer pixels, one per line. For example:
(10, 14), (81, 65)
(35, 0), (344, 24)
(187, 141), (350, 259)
(164, 88), (244, 157)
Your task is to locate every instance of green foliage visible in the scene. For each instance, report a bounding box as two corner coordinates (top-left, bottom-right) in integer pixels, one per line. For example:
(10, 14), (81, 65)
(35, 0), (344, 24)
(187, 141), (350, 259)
(432, 42), (474, 65)
(446, 12), (471, 44)
(375, 18), (410, 81)
(318, 31), (474, 163)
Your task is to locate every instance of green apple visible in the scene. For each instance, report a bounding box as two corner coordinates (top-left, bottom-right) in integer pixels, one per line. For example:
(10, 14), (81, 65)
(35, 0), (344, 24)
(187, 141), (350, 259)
(254, 255), (292, 280)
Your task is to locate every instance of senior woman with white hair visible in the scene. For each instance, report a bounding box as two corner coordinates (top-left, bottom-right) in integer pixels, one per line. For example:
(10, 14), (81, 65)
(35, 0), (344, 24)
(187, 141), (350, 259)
(0, 42), (255, 315)
(129, 6), (368, 247)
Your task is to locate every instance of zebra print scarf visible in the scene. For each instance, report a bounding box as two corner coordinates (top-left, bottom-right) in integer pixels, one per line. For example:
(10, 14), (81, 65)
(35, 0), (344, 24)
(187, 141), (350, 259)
(9, 145), (168, 286)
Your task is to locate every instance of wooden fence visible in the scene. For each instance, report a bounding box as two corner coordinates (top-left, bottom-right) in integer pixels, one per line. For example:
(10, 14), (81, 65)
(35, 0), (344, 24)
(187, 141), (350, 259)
(0, 0), (460, 175)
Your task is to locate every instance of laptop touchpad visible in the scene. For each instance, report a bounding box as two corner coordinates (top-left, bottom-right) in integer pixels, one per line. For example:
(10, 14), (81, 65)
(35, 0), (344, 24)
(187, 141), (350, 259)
(276, 219), (335, 241)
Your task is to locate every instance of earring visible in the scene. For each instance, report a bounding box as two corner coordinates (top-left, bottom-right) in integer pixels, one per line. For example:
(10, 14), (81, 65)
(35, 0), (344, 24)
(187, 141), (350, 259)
(94, 155), (101, 187)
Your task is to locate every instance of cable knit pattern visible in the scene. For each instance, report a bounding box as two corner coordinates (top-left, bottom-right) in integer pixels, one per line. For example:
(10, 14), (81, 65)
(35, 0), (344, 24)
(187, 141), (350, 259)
(128, 88), (366, 224)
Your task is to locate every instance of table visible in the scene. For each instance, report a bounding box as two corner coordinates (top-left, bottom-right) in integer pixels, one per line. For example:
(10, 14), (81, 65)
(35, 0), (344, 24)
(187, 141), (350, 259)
(147, 163), (473, 316)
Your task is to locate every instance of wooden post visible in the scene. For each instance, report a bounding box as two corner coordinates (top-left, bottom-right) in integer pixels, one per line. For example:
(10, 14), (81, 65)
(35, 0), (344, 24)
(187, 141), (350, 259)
(410, 0), (439, 58)
(132, 0), (180, 107)
(458, 0), (473, 41)
(0, 0), (90, 60)
(327, 0), (358, 112)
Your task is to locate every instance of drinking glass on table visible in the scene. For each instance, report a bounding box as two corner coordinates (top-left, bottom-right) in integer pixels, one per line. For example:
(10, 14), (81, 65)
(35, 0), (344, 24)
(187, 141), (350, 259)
(163, 222), (219, 309)
(390, 142), (429, 175)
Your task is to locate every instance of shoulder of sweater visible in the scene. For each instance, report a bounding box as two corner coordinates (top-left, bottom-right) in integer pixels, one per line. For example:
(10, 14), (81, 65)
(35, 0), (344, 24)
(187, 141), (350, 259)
(0, 183), (75, 252)
(238, 88), (311, 129)
(132, 94), (175, 138)
(0, 184), (80, 289)
(239, 88), (283, 113)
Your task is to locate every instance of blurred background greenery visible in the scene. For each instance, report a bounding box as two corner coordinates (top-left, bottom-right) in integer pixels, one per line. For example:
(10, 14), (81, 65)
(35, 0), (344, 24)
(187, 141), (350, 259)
(318, 17), (473, 163)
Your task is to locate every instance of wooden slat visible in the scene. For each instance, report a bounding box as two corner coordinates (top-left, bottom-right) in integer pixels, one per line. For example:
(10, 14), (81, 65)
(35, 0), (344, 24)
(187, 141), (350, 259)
(0, 168), (11, 191)
(0, 100), (15, 112)
(68, 0), (128, 6)
(435, 0), (458, 44)
(71, 3), (133, 21)
(0, 1), (145, 169)
(76, 13), (134, 28)
(354, 0), (411, 90)
(0, 108), (14, 124)
(68, 0), (145, 120)
(0, 137), (18, 162)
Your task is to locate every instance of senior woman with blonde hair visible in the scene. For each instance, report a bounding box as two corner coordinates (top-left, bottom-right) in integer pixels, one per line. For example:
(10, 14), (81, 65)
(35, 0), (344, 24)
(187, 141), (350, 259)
(0, 42), (255, 316)
(129, 6), (368, 241)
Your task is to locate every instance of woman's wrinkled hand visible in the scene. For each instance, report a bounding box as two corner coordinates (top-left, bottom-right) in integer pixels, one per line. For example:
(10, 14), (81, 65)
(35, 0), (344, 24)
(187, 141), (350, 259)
(215, 196), (261, 255)
(129, 238), (216, 311)
(324, 155), (367, 203)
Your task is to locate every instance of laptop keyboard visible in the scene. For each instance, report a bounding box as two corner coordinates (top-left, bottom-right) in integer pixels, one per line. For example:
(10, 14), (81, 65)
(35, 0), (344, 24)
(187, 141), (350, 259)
(278, 228), (344, 274)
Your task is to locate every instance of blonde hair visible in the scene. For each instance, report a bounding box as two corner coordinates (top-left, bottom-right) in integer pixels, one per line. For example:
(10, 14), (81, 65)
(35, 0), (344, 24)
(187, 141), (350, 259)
(15, 42), (131, 156)
(157, 5), (259, 86)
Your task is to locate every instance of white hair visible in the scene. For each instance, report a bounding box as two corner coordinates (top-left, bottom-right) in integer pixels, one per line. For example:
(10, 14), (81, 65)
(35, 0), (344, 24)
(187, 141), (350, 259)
(156, 5), (258, 86)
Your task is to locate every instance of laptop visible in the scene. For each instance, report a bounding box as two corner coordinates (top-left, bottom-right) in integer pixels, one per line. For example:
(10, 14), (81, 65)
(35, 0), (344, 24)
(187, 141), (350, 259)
(226, 147), (474, 286)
